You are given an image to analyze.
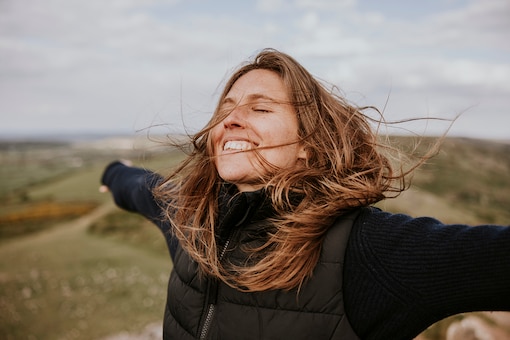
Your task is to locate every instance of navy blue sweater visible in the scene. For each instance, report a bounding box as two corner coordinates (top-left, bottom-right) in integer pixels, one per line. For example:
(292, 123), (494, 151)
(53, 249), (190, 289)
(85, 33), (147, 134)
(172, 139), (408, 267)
(102, 162), (510, 339)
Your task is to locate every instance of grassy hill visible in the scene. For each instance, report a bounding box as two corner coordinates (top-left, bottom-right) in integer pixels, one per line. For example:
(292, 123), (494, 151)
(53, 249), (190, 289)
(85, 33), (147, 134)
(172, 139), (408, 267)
(0, 135), (508, 339)
(0, 136), (183, 340)
(379, 136), (510, 225)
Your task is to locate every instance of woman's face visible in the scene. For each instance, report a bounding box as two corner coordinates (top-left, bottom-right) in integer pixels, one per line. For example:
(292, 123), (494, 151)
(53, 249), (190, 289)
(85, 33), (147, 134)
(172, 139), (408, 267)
(211, 69), (306, 192)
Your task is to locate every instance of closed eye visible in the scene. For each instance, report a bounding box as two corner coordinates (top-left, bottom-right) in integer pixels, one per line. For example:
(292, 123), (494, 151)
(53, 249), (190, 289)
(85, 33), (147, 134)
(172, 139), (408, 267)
(252, 107), (272, 113)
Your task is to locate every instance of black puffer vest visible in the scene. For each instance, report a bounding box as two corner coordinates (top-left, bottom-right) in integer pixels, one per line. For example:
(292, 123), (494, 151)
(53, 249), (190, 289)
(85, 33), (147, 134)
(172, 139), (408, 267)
(163, 188), (360, 340)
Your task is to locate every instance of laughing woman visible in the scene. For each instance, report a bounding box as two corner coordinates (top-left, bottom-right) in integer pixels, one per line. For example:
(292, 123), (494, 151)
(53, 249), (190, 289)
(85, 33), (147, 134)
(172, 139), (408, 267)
(101, 48), (510, 340)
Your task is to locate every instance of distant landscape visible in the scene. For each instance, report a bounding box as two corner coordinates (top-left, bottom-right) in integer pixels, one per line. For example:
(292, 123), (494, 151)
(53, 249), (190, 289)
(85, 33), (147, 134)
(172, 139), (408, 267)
(0, 134), (509, 340)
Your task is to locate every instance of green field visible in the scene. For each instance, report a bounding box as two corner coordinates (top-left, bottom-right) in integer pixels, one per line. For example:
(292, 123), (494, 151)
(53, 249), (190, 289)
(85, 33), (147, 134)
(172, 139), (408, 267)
(0, 135), (509, 339)
(378, 136), (510, 225)
(0, 137), (183, 340)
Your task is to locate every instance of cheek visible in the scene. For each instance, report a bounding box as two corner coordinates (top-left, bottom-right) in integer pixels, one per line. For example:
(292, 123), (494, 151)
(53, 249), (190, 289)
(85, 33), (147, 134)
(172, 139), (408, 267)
(260, 144), (300, 169)
(261, 122), (301, 165)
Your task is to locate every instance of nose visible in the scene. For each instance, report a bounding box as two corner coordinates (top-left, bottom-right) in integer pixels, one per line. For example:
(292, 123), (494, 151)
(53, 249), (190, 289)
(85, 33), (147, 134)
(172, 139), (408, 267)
(222, 106), (246, 129)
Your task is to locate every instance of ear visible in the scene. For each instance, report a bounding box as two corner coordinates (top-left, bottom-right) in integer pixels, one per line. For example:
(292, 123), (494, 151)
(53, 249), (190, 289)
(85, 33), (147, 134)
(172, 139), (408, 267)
(297, 145), (308, 161)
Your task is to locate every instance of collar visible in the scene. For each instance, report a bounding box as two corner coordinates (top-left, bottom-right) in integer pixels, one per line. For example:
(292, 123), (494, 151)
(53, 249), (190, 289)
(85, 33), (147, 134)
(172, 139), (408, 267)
(216, 184), (270, 240)
(215, 183), (305, 241)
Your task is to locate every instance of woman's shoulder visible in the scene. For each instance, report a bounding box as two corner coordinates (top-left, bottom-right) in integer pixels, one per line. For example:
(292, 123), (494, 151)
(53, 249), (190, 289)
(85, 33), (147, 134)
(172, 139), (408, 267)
(349, 206), (459, 261)
(353, 206), (449, 236)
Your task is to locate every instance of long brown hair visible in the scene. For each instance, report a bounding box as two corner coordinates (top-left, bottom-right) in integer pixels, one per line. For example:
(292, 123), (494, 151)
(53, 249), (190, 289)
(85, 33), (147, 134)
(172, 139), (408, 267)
(154, 48), (437, 292)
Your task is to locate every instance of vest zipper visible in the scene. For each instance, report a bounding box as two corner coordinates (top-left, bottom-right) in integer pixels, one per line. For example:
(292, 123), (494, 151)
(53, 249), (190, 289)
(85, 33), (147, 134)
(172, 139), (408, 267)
(199, 238), (231, 340)
(199, 303), (216, 340)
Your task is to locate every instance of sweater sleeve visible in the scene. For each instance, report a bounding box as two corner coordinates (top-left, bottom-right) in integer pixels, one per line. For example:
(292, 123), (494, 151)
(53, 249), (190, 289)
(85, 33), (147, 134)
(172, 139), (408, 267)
(344, 207), (510, 340)
(101, 161), (178, 259)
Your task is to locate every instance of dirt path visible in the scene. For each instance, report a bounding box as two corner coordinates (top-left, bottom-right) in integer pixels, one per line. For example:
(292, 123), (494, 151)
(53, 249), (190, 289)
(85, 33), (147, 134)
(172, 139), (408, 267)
(0, 201), (117, 255)
(0, 201), (168, 340)
(45, 201), (117, 236)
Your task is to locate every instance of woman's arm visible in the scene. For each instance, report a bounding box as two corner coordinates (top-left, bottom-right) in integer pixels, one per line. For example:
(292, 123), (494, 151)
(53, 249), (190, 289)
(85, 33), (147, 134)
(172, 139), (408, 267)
(101, 161), (177, 258)
(101, 161), (162, 218)
(344, 207), (510, 340)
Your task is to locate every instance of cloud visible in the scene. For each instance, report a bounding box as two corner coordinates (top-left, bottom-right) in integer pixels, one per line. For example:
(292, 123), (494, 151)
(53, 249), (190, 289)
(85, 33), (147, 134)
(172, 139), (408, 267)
(281, 0), (509, 138)
(427, 0), (510, 49)
(295, 0), (357, 10)
(0, 0), (508, 139)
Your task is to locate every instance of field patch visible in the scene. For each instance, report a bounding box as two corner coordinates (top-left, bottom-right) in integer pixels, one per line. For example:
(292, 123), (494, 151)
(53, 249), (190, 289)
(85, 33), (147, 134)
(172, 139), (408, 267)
(0, 201), (98, 238)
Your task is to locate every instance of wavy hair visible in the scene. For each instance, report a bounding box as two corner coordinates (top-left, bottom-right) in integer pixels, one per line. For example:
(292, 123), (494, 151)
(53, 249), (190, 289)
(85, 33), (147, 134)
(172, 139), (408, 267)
(154, 48), (439, 292)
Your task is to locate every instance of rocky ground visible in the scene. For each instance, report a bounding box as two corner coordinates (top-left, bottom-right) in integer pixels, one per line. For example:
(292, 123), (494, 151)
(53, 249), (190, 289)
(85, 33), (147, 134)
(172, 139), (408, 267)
(102, 313), (510, 340)
(101, 322), (163, 340)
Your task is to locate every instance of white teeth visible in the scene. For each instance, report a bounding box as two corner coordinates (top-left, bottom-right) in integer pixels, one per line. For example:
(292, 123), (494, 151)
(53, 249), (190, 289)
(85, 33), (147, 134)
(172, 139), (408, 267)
(224, 141), (252, 151)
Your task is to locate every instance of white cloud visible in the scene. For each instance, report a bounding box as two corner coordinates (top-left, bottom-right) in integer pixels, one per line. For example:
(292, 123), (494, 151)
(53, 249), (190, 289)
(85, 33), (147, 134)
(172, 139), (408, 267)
(428, 0), (510, 48)
(256, 0), (287, 12)
(295, 0), (357, 11)
(0, 0), (508, 139)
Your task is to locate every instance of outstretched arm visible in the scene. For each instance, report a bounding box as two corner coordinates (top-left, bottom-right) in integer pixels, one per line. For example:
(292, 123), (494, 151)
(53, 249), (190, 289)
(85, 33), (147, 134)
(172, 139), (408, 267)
(344, 208), (510, 339)
(100, 161), (177, 258)
(101, 161), (163, 219)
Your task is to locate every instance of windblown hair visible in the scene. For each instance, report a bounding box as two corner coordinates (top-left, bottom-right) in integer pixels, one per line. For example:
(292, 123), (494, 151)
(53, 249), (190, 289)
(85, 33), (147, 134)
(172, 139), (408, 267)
(154, 48), (436, 292)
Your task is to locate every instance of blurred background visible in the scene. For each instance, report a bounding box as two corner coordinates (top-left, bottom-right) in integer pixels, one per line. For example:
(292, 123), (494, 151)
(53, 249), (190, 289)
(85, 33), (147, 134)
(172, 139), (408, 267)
(1, 0), (509, 339)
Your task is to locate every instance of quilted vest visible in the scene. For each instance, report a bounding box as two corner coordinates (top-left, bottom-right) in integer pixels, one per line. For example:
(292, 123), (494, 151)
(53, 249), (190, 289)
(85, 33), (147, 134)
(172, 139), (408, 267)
(162, 206), (361, 340)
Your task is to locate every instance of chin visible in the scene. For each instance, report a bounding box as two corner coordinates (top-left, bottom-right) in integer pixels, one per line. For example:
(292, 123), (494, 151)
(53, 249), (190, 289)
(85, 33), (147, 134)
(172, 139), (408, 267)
(218, 173), (248, 184)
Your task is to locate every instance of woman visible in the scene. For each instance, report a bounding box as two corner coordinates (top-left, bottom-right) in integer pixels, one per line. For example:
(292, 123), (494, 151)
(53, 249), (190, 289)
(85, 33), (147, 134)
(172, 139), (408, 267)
(101, 48), (510, 340)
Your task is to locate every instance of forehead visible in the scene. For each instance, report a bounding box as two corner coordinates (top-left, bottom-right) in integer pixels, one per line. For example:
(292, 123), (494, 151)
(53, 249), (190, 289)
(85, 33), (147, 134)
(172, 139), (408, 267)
(225, 69), (289, 102)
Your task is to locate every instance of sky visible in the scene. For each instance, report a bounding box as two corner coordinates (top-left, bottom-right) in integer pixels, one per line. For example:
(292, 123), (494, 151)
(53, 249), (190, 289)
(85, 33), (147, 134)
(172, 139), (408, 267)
(1, 0), (509, 140)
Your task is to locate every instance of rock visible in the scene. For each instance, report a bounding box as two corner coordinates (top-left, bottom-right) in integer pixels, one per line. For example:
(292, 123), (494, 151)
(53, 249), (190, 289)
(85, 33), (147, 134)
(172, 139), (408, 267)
(101, 322), (162, 340)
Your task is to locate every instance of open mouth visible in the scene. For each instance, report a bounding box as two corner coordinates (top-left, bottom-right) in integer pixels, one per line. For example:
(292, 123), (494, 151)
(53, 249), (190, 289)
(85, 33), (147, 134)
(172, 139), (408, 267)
(223, 140), (255, 151)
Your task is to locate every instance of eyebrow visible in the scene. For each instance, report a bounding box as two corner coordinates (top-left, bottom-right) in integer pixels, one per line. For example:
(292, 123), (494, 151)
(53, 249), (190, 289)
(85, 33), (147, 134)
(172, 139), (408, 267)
(222, 93), (281, 106)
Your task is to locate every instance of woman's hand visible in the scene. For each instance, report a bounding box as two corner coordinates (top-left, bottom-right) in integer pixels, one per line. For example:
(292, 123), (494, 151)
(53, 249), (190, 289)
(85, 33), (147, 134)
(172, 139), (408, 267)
(99, 185), (109, 193)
